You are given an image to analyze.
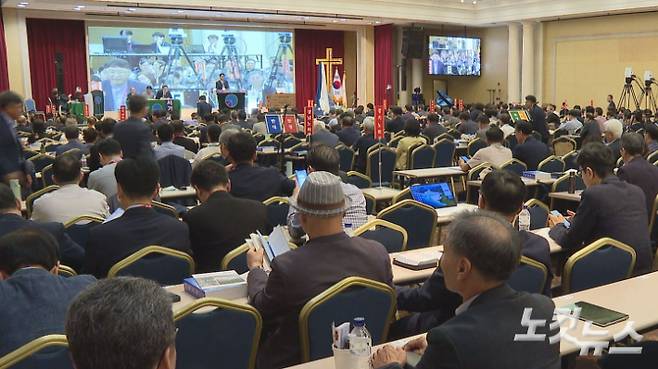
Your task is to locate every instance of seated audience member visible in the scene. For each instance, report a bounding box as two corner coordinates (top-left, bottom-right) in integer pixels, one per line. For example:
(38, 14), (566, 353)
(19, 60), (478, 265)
(354, 117), (378, 173)
(55, 125), (88, 156)
(27, 119), (47, 144)
(545, 104), (561, 126)
(288, 145), (368, 239)
(184, 160), (267, 273)
(192, 124), (224, 167)
(87, 138), (122, 204)
(311, 121), (339, 148)
(580, 114), (603, 146)
(113, 95), (154, 160)
(603, 119), (623, 164)
(479, 170), (553, 295)
(88, 119), (116, 172)
(82, 127), (98, 149)
(235, 110), (252, 130)
(549, 142), (652, 275)
(423, 113), (447, 143)
(373, 212), (559, 369)
(644, 123), (658, 155)
(227, 132), (295, 202)
(31, 154), (109, 224)
(386, 106), (405, 134)
(0, 228), (95, 356)
(395, 119), (426, 170)
(513, 120), (550, 170)
(154, 123), (185, 161)
(246, 171), (393, 369)
(66, 277), (176, 369)
(336, 115), (361, 147)
(171, 120), (198, 153)
(459, 126), (511, 171)
(475, 114), (491, 140)
(0, 184), (84, 270)
(151, 109), (169, 132)
(557, 109), (583, 135)
(83, 158), (191, 278)
(197, 94), (212, 118)
(618, 132), (658, 219)
(456, 111), (478, 135)
(498, 113), (515, 138)
(251, 113), (267, 135)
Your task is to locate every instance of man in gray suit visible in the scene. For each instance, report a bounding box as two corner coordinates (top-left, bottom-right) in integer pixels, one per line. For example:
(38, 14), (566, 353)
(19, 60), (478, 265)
(0, 228), (96, 356)
(373, 212), (559, 369)
(87, 138), (122, 201)
(246, 171), (393, 369)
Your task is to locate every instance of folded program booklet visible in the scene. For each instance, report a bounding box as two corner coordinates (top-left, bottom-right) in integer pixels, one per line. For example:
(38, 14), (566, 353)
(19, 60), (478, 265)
(393, 251), (442, 271)
(183, 271), (247, 300)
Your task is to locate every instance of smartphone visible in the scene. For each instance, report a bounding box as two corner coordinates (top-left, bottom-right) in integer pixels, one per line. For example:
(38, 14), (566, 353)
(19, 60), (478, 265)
(551, 210), (570, 228)
(550, 210), (562, 217)
(295, 170), (308, 187)
(575, 301), (629, 327)
(460, 156), (469, 162)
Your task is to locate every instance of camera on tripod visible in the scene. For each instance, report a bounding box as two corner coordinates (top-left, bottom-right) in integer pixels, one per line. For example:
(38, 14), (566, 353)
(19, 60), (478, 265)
(168, 27), (186, 45)
(222, 34), (236, 46)
(278, 33), (292, 44)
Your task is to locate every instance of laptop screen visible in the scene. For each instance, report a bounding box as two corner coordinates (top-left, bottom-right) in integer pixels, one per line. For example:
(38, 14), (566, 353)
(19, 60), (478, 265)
(410, 183), (457, 209)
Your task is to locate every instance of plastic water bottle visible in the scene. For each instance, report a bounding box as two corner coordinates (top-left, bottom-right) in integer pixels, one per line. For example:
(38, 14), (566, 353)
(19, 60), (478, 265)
(81, 155), (87, 169)
(518, 205), (531, 232)
(349, 317), (372, 358)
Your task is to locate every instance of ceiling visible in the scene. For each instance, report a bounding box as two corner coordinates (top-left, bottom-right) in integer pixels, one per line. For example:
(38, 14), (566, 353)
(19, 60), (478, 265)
(4, 0), (658, 27)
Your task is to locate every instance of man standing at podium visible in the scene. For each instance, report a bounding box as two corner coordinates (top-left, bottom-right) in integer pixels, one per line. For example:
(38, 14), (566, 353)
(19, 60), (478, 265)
(216, 73), (230, 91)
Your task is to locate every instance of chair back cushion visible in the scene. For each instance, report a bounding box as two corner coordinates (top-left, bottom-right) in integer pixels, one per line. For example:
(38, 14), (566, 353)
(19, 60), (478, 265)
(410, 146), (435, 169)
(568, 246), (633, 292)
(367, 149), (396, 185)
(359, 227), (405, 253)
(508, 262), (546, 294)
(116, 253), (191, 285)
(433, 140), (456, 167)
(380, 204), (434, 249)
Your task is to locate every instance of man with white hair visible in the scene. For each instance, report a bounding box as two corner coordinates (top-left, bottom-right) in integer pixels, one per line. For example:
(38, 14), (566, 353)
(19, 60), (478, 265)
(603, 118), (623, 163)
(310, 120), (338, 147)
(354, 116), (378, 173)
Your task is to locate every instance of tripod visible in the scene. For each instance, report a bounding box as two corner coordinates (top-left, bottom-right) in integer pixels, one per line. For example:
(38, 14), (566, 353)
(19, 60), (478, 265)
(618, 78), (641, 111)
(639, 82), (658, 113)
(265, 37), (294, 92)
(161, 42), (199, 86)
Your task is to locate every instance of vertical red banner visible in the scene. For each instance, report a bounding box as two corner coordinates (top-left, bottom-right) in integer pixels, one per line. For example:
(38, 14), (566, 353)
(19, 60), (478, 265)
(84, 104), (90, 117)
(429, 100), (436, 113)
(382, 99), (388, 112)
(374, 105), (385, 140)
(45, 105), (51, 114)
(458, 99), (464, 111)
(283, 115), (297, 133)
(304, 106), (314, 136)
(307, 99), (313, 108)
(119, 105), (127, 121)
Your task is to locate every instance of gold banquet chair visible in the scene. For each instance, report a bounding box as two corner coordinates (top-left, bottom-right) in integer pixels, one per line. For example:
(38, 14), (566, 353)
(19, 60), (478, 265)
(107, 246), (195, 286)
(0, 335), (71, 369)
(299, 277), (396, 363)
(174, 298), (262, 369)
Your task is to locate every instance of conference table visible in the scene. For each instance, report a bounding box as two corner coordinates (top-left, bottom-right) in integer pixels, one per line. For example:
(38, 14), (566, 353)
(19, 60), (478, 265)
(549, 190), (582, 209)
(467, 176), (556, 188)
(284, 272), (658, 368)
(159, 187), (197, 200)
(393, 166), (466, 187)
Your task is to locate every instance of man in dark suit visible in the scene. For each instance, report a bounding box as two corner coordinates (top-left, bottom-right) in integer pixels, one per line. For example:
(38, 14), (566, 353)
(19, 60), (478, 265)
(184, 161), (267, 273)
(0, 184), (84, 270)
(311, 121), (339, 148)
(150, 32), (170, 53)
(618, 132), (658, 220)
(373, 212), (560, 369)
(196, 95), (213, 118)
(549, 142), (653, 275)
(171, 121), (198, 153)
(0, 91), (31, 188)
(423, 113), (447, 143)
(354, 118), (378, 173)
(603, 119), (623, 164)
(113, 95), (154, 160)
(55, 126), (88, 156)
(456, 112), (478, 135)
(246, 171), (393, 369)
(513, 121), (550, 170)
(227, 132), (295, 202)
(83, 158), (191, 278)
(101, 58), (147, 111)
(235, 109), (253, 130)
(386, 106), (405, 134)
(335, 115), (361, 147)
(0, 228), (96, 357)
(216, 73), (230, 91)
(154, 85), (173, 100)
(525, 95), (549, 142)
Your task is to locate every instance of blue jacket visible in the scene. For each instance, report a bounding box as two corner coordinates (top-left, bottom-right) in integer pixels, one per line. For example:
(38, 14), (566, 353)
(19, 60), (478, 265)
(513, 136), (550, 171)
(336, 126), (361, 147)
(0, 214), (85, 271)
(0, 268), (95, 356)
(54, 139), (89, 157)
(0, 113), (24, 177)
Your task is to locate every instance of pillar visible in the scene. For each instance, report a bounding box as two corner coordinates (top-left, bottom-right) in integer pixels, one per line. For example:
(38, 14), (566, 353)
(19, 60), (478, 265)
(507, 23), (521, 104)
(521, 21), (536, 99)
(410, 58), (424, 101)
(356, 25), (375, 106)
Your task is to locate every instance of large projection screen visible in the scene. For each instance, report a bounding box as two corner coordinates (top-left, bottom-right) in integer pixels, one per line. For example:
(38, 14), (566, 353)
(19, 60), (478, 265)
(87, 25), (295, 111)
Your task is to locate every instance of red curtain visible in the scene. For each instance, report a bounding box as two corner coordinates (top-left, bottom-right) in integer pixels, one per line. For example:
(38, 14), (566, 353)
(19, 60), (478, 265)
(294, 29), (344, 110)
(374, 24), (393, 105)
(26, 18), (87, 109)
(0, 9), (10, 91)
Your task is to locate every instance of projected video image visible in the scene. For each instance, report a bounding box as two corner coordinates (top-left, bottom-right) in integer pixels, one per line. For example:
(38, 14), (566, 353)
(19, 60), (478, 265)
(428, 36), (481, 76)
(87, 26), (295, 111)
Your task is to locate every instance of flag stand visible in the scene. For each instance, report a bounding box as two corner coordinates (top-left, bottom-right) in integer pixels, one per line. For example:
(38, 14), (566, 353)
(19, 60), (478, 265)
(378, 140), (383, 190)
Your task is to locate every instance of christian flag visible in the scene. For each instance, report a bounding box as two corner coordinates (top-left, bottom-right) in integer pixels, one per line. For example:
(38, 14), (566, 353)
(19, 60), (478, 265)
(315, 63), (330, 114)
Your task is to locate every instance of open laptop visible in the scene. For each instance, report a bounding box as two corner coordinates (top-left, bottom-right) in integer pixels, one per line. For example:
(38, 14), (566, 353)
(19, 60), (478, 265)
(409, 182), (457, 209)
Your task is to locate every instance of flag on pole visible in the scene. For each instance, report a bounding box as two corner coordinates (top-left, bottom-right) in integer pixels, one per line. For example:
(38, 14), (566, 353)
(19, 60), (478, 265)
(374, 105), (385, 140)
(331, 68), (343, 107)
(283, 115), (297, 133)
(315, 64), (330, 114)
(304, 106), (314, 136)
(340, 71), (348, 108)
(119, 105), (127, 121)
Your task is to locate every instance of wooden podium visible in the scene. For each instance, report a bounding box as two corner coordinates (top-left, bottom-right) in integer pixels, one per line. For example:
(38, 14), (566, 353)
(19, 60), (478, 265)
(217, 92), (246, 110)
(266, 93), (296, 110)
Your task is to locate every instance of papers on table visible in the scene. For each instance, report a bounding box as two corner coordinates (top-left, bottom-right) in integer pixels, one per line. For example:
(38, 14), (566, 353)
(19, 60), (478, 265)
(183, 270), (247, 299)
(393, 251), (442, 271)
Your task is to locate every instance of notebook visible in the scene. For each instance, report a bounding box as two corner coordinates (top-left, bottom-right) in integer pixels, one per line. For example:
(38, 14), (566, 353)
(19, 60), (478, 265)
(410, 183), (457, 209)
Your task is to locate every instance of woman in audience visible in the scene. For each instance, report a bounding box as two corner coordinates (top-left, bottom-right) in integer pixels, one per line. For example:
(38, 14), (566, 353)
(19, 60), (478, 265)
(27, 119), (47, 144)
(395, 119), (425, 169)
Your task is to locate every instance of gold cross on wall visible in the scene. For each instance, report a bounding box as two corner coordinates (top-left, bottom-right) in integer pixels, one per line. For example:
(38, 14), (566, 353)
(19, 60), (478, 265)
(315, 48), (343, 87)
